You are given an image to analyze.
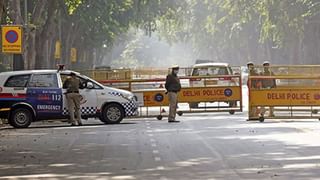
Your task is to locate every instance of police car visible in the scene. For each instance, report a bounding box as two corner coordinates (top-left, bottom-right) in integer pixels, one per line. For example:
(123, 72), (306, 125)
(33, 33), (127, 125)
(0, 69), (138, 128)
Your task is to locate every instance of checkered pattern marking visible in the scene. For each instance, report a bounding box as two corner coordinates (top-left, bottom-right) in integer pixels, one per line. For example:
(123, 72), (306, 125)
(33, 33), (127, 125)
(63, 106), (97, 115)
(121, 100), (138, 116)
(109, 92), (121, 96)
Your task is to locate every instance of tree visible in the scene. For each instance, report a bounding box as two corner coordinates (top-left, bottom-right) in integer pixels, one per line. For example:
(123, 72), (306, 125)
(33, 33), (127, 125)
(158, 0), (320, 65)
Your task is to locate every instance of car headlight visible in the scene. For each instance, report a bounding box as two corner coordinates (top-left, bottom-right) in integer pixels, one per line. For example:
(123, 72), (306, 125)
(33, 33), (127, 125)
(121, 93), (134, 101)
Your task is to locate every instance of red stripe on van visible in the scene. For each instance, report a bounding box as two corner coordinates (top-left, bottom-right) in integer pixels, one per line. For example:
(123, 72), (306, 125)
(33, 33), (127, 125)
(0, 93), (26, 99)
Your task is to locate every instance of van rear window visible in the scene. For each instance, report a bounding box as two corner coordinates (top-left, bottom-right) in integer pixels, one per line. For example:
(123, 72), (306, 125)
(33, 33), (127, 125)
(192, 67), (230, 76)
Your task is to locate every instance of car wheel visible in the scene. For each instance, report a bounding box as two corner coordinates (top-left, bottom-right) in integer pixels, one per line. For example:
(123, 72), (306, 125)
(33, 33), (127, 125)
(10, 108), (33, 128)
(100, 103), (124, 124)
(259, 117), (265, 123)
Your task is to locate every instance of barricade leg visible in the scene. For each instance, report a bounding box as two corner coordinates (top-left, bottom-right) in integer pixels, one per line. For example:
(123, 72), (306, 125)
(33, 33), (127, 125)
(260, 106), (266, 117)
(269, 106), (275, 117)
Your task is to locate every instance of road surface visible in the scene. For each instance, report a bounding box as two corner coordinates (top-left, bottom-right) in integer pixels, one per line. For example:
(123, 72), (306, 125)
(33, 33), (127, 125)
(1, 111), (320, 180)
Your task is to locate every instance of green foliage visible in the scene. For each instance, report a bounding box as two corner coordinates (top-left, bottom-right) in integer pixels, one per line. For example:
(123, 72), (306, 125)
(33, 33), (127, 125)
(63, 0), (185, 51)
(64, 0), (82, 14)
(6, 0), (320, 68)
(158, 0), (320, 63)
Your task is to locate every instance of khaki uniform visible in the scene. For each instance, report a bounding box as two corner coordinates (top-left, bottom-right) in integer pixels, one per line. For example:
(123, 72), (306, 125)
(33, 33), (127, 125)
(260, 69), (276, 117)
(63, 76), (82, 125)
(168, 92), (178, 121)
(165, 72), (181, 121)
(248, 69), (260, 117)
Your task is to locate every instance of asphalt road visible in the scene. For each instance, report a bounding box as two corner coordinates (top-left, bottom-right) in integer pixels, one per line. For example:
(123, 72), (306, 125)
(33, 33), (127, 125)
(1, 112), (320, 180)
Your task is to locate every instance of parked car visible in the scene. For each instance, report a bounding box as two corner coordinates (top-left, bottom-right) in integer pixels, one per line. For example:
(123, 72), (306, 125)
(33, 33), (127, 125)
(0, 69), (138, 128)
(190, 62), (235, 87)
(189, 62), (237, 110)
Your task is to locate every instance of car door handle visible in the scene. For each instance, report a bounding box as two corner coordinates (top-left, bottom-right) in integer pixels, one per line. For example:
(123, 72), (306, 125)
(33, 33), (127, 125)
(101, 92), (106, 95)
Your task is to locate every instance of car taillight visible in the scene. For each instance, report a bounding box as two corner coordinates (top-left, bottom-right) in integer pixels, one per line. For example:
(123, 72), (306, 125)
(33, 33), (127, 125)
(190, 78), (201, 81)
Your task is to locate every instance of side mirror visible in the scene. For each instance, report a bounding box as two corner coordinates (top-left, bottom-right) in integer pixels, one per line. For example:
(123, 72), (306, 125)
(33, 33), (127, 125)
(87, 82), (94, 89)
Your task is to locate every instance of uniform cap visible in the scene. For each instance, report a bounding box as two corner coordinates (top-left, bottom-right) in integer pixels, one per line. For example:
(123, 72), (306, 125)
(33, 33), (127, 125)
(172, 65), (179, 69)
(263, 61), (270, 65)
(246, 61), (254, 66)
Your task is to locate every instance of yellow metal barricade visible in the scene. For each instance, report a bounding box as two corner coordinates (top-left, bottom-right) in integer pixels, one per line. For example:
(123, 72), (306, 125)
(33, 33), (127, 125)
(132, 68), (168, 79)
(79, 69), (132, 81)
(248, 65), (320, 122)
(98, 66), (243, 119)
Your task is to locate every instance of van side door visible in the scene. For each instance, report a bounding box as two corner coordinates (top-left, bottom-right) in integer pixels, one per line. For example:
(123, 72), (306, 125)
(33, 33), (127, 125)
(60, 74), (98, 118)
(26, 73), (63, 119)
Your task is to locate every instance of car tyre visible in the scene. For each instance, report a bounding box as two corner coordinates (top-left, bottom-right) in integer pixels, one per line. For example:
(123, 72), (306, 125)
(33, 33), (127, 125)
(259, 117), (265, 123)
(157, 115), (163, 120)
(100, 103), (124, 124)
(10, 108), (33, 128)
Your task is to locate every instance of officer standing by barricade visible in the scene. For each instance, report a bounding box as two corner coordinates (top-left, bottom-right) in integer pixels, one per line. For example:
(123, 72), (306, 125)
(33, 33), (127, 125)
(247, 62), (260, 89)
(165, 65), (181, 123)
(260, 61), (276, 117)
(247, 62), (260, 117)
(63, 72), (83, 126)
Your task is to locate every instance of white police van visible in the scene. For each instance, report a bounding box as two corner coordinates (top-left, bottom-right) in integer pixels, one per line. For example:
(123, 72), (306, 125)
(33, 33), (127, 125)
(0, 69), (138, 128)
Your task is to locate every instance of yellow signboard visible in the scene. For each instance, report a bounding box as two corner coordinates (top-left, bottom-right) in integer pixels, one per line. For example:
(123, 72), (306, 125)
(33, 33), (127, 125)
(54, 41), (61, 59)
(1, 25), (22, 54)
(180, 87), (241, 102)
(70, 48), (77, 62)
(135, 86), (241, 107)
(250, 89), (320, 106)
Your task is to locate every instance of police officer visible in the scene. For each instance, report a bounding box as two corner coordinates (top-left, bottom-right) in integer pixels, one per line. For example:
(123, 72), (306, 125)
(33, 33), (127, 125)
(63, 72), (82, 126)
(260, 61), (276, 117)
(247, 61), (260, 88)
(165, 65), (181, 123)
(247, 61), (260, 118)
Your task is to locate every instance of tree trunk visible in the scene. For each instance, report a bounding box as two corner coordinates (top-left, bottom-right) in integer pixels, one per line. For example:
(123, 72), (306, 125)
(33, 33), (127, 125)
(303, 15), (320, 64)
(7, 0), (25, 70)
(35, 1), (56, 69)
(26, 30), (36, 69)
(0, 0), (6, 22)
